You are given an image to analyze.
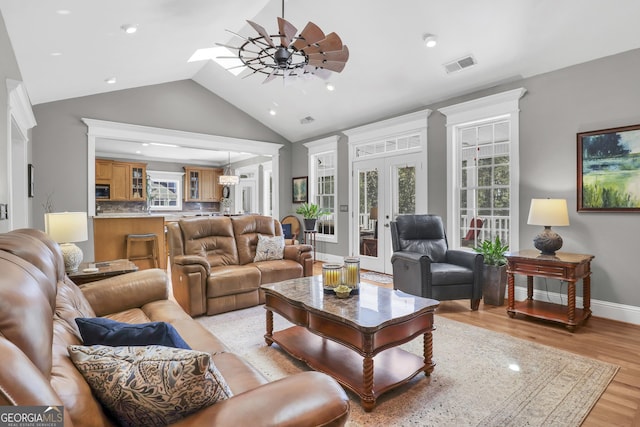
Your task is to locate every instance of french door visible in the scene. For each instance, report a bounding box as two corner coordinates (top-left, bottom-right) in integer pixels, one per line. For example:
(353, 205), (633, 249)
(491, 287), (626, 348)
(352, 153), (424, 273)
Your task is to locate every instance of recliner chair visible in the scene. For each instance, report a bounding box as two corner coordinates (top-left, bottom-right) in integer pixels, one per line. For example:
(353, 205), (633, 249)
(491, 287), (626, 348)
(390, 214), (484, 310)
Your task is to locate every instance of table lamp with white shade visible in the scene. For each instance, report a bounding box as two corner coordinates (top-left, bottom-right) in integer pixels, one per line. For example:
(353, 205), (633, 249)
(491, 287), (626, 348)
(45, 212), (88, 272)
(527, 199), (570, 255)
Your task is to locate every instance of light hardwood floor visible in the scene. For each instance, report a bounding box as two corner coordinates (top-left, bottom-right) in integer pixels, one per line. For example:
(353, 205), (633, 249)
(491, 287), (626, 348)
(312, 263), (640, 426)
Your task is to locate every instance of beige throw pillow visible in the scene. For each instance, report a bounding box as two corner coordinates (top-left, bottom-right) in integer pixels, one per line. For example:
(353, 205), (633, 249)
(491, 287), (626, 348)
(68, 345), (232, 427)
(254, 234), (285, 262)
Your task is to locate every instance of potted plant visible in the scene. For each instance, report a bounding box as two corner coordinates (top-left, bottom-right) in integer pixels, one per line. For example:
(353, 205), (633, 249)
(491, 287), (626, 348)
(295, 203), (328, 231)
(473, 236), (509, 306)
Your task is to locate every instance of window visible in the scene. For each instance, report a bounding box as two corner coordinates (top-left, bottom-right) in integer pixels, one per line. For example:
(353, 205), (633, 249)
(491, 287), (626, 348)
(304, 136), (338, 243)
(439, 88), (526, 250)
(147, 171), (184, 211)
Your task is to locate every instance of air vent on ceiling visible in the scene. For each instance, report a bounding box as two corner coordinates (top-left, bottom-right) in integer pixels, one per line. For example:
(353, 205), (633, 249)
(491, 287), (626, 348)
(444, 55), (477, 74)
(300, 116), (315, 125)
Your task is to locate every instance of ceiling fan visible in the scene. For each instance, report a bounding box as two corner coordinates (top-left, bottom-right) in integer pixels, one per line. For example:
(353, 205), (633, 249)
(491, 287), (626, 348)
(216, 0), (349, 83)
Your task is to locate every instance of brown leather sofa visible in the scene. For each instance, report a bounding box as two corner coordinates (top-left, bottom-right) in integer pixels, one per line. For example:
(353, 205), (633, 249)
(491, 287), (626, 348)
(167, 215), (313, 316)
(0, 228), (349, 427)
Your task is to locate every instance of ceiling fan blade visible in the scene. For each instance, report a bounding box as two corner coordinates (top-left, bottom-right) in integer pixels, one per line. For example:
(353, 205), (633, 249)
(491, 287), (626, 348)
(302, 32), (343, 55)
(263, 68), (279, 84)
(291, 21), (325, 51)
(308, 59), (346, 73)
(215, 43), (241, 50)
(277, 17), (297, 47)
(304, 66), (332, 80)
(247, 20), (275, 47)
(308, 45), (349, 63)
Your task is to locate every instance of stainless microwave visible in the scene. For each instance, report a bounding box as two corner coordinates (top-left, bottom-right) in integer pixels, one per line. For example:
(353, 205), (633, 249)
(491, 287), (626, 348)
(95, 184), (110, 199)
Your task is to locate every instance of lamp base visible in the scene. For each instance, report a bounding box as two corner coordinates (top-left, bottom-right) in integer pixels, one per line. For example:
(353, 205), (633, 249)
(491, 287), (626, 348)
(60, 242), (83, 273)
(533, 226), (563, 255)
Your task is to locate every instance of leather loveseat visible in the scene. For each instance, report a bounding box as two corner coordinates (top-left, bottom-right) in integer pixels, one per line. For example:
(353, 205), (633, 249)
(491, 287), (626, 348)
(0, 228), (349, 427)
(167, 215), (313, 316)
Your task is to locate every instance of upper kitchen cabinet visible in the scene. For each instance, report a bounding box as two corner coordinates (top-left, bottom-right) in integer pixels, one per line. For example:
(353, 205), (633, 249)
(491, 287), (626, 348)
(184, 166), (223, 202)
(96, 159), (146, 201)
(95, 159), (113, 182)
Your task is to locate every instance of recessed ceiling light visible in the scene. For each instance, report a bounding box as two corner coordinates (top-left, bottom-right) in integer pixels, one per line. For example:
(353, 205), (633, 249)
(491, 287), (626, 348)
(269, 109), (277, 116)
(56, 9), (71, 15)
(105, 77), (117, 84)
(423, 33), (438, 48)
(135, 150), (141, 154)
(50, 52), (62, 57)
(121, 24), (137, 34)
(325, 82), (335, 91)
(142, 143), (149, 146)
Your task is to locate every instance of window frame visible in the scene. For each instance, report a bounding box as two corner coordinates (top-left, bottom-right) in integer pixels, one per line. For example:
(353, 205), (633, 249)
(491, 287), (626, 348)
(146, 170), (184, 212)
(439, 88), (526, 251)
(304, 136), (339, 243)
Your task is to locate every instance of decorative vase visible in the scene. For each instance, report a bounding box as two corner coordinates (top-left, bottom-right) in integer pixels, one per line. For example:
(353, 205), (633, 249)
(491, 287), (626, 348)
(482, 265), (507, 306)
(303, 218), (317, 231)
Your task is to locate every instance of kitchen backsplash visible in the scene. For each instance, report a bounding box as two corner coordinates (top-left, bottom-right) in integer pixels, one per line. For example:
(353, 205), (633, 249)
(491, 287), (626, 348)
(96, 201), (220, 215)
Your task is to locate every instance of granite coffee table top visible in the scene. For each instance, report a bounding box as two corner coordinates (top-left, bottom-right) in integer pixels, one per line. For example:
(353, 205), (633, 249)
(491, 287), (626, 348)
(261, 275), (439, 331)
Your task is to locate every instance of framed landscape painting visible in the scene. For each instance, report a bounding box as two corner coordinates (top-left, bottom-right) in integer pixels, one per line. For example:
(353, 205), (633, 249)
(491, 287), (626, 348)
(577, 124), (640, 212)
(292, 176), (308, 203)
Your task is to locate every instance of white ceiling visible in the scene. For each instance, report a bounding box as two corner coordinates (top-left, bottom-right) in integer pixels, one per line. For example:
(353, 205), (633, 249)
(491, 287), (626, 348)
(2, 0), (640, 149)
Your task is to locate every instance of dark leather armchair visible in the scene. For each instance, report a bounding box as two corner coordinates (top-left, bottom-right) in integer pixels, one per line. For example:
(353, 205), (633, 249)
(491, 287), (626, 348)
(390, 214), (484, 310)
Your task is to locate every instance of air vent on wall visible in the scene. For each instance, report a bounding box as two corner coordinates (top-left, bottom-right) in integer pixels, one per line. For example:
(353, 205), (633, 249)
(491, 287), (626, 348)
(300, 116), (315, 125)
(444, 55), (477, 74)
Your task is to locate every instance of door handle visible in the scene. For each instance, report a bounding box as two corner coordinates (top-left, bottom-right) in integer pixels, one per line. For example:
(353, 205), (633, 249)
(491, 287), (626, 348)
(384, 223), (390, 228)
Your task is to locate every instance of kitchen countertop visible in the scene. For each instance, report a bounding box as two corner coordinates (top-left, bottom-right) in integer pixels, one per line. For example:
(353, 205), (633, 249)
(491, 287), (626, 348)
(93, 212), (223, 222)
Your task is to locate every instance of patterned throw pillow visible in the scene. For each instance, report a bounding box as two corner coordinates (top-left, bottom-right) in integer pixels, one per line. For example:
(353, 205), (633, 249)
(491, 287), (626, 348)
(254, 234), (285, 262)
(68, 345), (233, 427)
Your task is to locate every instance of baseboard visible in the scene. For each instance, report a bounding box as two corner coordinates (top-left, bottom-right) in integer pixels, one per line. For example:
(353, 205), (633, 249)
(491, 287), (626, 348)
(513, 286), (640, 326)
(313, 254), (640, 326)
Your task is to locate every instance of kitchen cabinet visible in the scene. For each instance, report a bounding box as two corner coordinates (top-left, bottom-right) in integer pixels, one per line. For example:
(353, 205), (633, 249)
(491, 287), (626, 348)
(96, 159), (146, 201)
(184, 166), (223, 202)
(95, 159), (112, 181)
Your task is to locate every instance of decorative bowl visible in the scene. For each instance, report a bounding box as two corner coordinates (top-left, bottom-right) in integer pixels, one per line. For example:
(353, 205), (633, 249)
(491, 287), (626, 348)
(334, 285), (352, 299)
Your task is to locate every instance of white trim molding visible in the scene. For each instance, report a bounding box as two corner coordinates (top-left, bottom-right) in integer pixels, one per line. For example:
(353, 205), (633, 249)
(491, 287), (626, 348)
(6, 79), (36, 139)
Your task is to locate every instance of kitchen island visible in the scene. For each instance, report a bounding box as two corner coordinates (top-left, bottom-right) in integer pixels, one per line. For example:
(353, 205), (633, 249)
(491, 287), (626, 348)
(93, 215), (167, 270)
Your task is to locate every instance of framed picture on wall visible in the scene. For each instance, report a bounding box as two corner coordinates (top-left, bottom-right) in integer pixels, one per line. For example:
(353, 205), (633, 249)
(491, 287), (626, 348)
(292, 176), (308, 203)
(577, 124), (640, 212)
(28, 164), (34, 198)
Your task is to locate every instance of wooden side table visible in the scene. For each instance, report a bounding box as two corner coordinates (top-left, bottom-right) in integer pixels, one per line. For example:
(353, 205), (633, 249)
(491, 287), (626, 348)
(505, 250), (594, 332)
(68, 259), (139, 286)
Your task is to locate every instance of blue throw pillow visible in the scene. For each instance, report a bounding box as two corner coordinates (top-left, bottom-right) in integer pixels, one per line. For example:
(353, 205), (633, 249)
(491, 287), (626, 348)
(75, 317), (191, 349)
(282, 223), (293, 239)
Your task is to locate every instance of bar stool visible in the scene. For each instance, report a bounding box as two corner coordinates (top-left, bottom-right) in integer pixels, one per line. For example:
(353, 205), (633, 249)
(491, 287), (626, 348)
(125, 233), (160, 268)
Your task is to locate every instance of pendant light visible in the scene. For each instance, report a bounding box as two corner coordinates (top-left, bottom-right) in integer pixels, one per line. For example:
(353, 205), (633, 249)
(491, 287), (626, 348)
(219, 152), (239, 185)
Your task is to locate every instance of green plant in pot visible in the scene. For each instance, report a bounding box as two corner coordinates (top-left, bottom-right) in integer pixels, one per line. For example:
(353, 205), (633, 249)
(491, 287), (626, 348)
(473, 236), (509, 306)
(295, 203), (328, 231)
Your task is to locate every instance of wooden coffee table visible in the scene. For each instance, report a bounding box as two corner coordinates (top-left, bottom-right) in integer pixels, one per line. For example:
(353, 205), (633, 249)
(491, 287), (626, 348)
(261, 276), (439, 411)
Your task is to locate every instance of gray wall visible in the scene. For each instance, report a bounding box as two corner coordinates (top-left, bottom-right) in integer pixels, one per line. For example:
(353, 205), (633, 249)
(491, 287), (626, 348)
(0, 13), (24, 233)
(32, 80), (291, 259)
(293, 48), (640, 307)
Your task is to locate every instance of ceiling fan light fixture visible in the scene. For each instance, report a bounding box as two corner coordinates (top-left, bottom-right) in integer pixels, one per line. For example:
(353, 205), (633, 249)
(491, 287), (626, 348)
(216, 0), (349, 84)
(423, 33), (438, 48)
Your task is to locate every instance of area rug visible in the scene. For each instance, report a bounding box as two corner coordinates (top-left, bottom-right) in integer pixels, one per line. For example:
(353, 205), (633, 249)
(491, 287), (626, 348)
(361, 271), (394, 284)
(197, 306), (618, 427)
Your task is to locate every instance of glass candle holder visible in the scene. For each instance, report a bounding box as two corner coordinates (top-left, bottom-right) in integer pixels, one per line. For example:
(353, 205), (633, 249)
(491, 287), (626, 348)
(322, 263), (343, 288)
(343, 257), (360, 290)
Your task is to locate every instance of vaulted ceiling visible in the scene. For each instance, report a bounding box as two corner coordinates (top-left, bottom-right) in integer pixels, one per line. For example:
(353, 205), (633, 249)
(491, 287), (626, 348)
(2, 0), (640, 144)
